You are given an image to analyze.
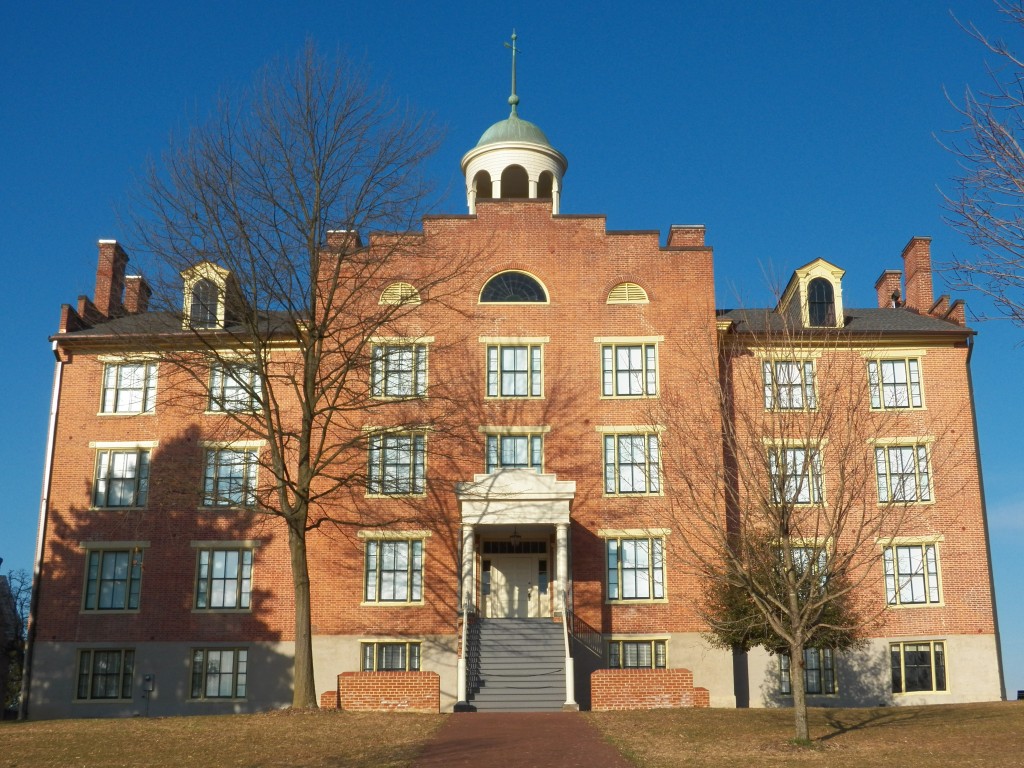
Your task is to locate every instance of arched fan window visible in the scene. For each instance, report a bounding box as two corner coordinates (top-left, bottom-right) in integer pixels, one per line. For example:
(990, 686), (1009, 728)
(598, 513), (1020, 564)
(480, 271), (548, 303)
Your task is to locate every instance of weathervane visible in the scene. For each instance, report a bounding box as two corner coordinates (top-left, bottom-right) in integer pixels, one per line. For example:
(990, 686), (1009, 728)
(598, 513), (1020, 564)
(504, 30), (520, 116)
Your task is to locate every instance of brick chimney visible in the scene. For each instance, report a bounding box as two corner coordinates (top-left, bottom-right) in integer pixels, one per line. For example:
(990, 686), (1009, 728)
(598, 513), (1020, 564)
(875, 270), (903, 308)
(667, 225), (705, 247)
(124, 275), (152, 314)
(901, 236), (933, 312)
(94, 240), (129, 318)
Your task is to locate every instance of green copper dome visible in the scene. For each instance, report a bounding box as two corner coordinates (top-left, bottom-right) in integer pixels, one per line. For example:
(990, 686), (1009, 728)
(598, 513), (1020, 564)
(475, 113), (552, 148)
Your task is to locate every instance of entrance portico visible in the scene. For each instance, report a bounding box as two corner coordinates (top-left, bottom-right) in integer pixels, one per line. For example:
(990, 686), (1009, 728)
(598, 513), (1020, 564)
(455, 470), (575, 618)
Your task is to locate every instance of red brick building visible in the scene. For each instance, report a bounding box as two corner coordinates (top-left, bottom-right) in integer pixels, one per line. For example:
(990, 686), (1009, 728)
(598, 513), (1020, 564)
(24, 95), (1002, 718)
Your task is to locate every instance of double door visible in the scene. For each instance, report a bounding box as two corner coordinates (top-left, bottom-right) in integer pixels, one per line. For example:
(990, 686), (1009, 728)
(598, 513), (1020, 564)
(484, 555), (550, 618)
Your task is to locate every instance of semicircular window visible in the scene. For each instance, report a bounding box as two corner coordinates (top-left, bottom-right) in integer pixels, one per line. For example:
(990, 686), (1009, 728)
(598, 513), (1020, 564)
(480, 271), (548, 303)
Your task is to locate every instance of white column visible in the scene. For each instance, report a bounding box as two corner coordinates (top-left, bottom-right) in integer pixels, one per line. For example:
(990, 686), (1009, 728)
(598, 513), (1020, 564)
(461, 524), (475, 613)
(556, 522), (569, 616)
(457, 524), (475, 708)
(529, 178), (538, 198)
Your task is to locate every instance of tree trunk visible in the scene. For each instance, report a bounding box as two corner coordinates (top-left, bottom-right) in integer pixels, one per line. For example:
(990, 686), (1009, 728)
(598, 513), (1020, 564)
(288, 524), (318, 709)
(790, 641), (809, 742)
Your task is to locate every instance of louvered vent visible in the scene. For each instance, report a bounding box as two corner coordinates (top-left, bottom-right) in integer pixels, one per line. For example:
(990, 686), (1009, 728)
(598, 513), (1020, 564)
(379, 282), (421, 305)
(607, 282), (649, 304)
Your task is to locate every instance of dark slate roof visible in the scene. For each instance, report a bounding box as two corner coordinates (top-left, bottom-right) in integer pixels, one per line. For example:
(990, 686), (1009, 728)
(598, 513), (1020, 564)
(718, 307), (972, 336)
(53, 310), (294, 342)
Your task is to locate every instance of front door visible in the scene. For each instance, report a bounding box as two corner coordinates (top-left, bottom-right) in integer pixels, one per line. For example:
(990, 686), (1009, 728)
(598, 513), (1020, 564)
(486, 556), (550, 618)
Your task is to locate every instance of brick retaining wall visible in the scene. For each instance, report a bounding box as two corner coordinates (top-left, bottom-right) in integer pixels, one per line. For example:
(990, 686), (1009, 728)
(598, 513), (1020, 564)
(335, 671), (440, 713)
(591, 668), (710, 711)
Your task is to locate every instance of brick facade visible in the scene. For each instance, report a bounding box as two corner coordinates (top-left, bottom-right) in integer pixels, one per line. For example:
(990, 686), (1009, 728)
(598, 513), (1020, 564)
(24, 116), (1002, 719)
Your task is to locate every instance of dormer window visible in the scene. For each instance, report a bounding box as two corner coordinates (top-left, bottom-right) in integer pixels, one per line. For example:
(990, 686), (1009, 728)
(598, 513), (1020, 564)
(190, 279), (219, 328)
(776, 259), (845, 330)
(807, 278), (836, 327)
(181, 261), (241, 330)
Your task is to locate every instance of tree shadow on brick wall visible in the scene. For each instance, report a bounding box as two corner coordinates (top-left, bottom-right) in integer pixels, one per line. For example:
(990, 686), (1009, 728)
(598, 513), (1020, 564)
(27, 425), (294, 718)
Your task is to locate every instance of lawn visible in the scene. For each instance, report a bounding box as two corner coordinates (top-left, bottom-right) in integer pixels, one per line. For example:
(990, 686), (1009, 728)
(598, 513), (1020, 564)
(1, 702), (1022, 767)
(588, 701), (1024, 768)
(0, 710), (445, 768)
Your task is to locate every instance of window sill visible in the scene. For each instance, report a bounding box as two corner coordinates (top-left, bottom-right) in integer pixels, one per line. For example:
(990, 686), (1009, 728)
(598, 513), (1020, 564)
(364, 493), (428, 500)
(360, 601), (425, 608)
(886, 600), (945, 609)
(605, 598), (669, 605)
(80, 608), (141, 615)
(73, 698), (133, 705)
(191, 608), (253, 614)
(96, 411), (156, 417)
(89, 506), (146, 512)
(603, 492), (665, 499)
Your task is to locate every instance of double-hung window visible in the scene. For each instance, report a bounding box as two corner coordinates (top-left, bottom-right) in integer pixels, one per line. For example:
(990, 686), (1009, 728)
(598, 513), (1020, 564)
(371, 344), (427, 398)
(190, 648), (247, 699)
(763, 360), (816, 410)
(83, 549), (143, 610)
(76, 649), (134, 700)
(769, 447), (824, 504)
(601, 344), (657, 397)
(604, 433), (661, 494)
(891, 641), (946, 693)
(875, 444), (931, 503)
(485, 433), (543, 472)
(367, 433), (426, 495)
(93, 448), (151, 508)
(606, 537), (665, 601)
(486, 345), (542, 398)
(883, 543), (940, 605)
(867, 358), (923, 409)
(202, 447), (259, 507)
(361, 641), (421, 672)
(780, 648), (836, 695)
(209, 363), (262, 412)
(364, 540), (423, 602)
(101, 362), (157, 414)
(608, 639), (667, 669)
(195, 548), (253, 610)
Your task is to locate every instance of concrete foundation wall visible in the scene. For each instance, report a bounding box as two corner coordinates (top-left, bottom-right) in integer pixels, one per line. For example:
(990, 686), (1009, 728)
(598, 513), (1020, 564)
(28, 641), (294, 720)
(745, 634), (1002, 708)
(666, 633), (737, 708)
(311, 633), (458, 712)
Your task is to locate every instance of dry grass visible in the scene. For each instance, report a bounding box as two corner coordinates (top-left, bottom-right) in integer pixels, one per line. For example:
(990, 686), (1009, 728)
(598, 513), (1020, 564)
(588, 701), (1024, 767)
(2, 703), (1023, 767)
(0, 710), (445, 768)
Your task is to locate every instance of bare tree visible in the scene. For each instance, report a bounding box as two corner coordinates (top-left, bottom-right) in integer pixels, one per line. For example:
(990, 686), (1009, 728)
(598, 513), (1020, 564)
(655, 313), (960, 741)
(945, 1), (1024, 325)
(128, 44), (469, 708)
(2, 568), (30, 714)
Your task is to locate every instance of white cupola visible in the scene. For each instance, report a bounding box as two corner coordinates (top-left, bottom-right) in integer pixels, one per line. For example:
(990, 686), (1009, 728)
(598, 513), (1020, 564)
(461, 32), (568, 215)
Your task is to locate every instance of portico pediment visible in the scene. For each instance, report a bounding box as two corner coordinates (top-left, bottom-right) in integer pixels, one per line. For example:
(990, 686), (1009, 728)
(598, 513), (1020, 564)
(456, 470), (575, 526)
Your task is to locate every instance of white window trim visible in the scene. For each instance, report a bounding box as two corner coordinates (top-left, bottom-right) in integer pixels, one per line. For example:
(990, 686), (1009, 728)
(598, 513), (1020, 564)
(870, 439), (935, 506)
(603, 534), (668, 603)
(360, 537), (426, 606)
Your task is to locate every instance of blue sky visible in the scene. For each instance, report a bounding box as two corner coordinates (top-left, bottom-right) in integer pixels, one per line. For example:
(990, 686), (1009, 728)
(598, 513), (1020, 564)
(3, 1), (1022, 697)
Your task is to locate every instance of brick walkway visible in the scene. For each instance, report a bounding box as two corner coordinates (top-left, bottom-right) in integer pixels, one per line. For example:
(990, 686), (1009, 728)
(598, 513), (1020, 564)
(410, 712), (633, 768)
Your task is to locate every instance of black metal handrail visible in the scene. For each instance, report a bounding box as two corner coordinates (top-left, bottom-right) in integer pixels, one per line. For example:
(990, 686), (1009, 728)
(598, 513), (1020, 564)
(565, 605), (604, 659)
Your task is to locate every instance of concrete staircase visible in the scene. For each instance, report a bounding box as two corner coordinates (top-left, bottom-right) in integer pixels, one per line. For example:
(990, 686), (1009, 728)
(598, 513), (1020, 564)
(467, 618), (566, 711)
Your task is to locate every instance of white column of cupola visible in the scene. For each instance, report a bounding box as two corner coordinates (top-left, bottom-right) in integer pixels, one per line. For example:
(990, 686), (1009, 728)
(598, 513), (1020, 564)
(461, 31), (568, 215)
